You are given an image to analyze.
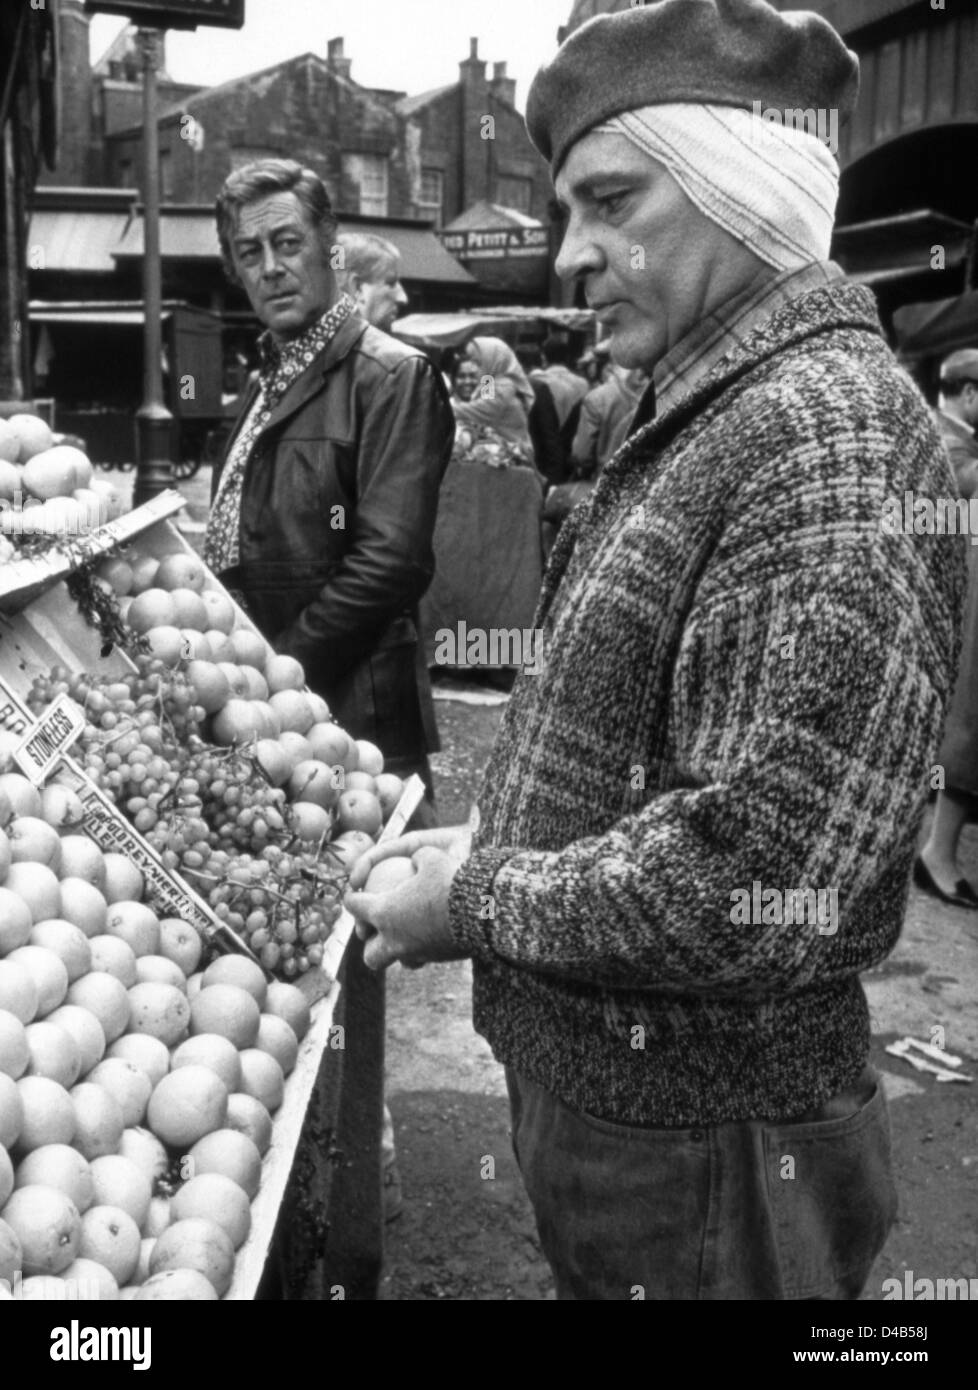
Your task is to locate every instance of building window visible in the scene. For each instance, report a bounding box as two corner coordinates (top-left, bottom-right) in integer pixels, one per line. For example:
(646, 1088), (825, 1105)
(342, 153), (389, 217)
(418, 168), (444, 224)
(159, 149), (173, 200)
(496, 176), (532, 215)
(118, 159), (134, 187)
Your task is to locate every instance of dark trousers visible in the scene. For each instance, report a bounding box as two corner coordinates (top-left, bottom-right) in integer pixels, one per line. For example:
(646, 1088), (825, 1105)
(506, 1066), (897, 1301)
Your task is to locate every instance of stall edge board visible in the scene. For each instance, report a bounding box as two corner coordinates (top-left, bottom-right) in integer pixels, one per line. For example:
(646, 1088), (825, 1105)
(224, 908), (354, 1301)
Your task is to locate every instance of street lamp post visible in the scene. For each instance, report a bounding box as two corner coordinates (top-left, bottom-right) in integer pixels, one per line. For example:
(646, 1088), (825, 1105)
(133, 27), (175, 505)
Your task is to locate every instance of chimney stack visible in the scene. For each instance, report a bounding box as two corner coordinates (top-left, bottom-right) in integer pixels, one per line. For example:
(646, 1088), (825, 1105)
(460, 37), (487, 86)
(327, 37), (352, 79)
(490, 61), (516, 107)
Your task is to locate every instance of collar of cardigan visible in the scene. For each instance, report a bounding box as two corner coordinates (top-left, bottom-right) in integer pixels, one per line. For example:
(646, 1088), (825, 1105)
(612, 279), (882, 470)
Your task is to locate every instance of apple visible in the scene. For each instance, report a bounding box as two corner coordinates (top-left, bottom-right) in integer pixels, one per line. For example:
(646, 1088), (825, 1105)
(335, 791), (383, 838)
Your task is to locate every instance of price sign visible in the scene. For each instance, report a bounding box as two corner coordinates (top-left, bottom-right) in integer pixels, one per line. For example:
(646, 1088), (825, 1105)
(84, 0), (245, 31)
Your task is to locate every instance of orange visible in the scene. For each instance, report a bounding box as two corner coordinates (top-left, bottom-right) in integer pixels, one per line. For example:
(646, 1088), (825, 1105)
(89, 1154), (152, 1229)
(54, 836), (105, 888)
(102, 855), (144, 905)
(65, 972), (130, 1043)
(201, 955), (267, 1008)
(14, 1076), (75, 1153)
(117, 1126), (168, 1187)
(4, 864), (60, 924)
(211, 699), (264, 747)
(134, 1268), (218, 1300)
(39, 785), (86, 833)
(133, 954), (186, 993)
(14, 1143), (93, 1214)
(255, 1013), (298, 1076)
(204, 629), (235, 662)
(374, 773), (405, 819)
(106, 901), (160, 958)
(0, 1072), (25, 1148)
(127, 589), (177, 635)
(0, 773), (42, 818)
(201, 590), (236, 634)
(128, 555), (160, 594)
(96, 558), (133, 596)
(187, 1128), (262, 1200)
(190, 984), (260, 1049)
(78, 1203), (142, 1286)
(146, 1065), (228, 1149)
(224, 1093), (272, 1156)
(290, 803), (330, 843)
(172, 1173), (250, 1250)
(60, 1256), (118, 1301)
(155, 553), (206, 594)
(263, 981), (311, 1041)
(0, 886), (33, 955)
(7, 414), (54, 462)
(24, 1021), (80, 1088)
(169, 588), (208, 630)
(149, 1217), (234, 1297)
(238, 1048), (284, 1114)
(21, 445), (84, 499)
(87, 1058), (153, 1127)
(288, 758), (342, 811)
(158, 919), (202, 977)
(180, 629), (212, 663)
(0, 959), (39, 1024)
(6, 946), (68, 1017)
(126, 982), (190, 1047)
(1, 1184), (80, 1275)
(143, 625), (185, 666)
(305, 722), (353, 767)
(69, 1081), (125, 1161)
(45, 1005), (105, 1079)
(364, 857), (416, 895)
(354, 740), (385, 776)
(105, 1034), (169, 1089)
(254, 739), (291, 787)
(335, 789), (383, 838)
(7, 816), (62, 872)
(88, 934), (138, 987)
(185, 660), (230, 715)
(264, 654), (305, 693)
(229, 628), (267, 670)
(171, 1034), (242, 1094)
(269, 689), (314, 734)
(0, 1008), (29, 1079)
(28, 920), (92, 984)
(0, 1212), (22, 1284)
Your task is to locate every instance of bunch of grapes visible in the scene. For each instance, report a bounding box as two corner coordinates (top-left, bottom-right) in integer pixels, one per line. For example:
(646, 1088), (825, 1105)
(27, 658), (346, 976)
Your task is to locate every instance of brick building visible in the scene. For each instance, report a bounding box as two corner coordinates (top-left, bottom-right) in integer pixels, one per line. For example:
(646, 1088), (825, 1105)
(45, 4), (552, 231)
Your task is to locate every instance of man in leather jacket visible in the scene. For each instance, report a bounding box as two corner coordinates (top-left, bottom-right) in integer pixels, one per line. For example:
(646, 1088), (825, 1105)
(205, 160), (454, 793)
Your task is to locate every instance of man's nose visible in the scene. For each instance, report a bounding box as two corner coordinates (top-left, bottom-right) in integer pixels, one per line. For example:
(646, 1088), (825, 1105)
(554, 213), (603, 284)
(260, 243), (284, 278)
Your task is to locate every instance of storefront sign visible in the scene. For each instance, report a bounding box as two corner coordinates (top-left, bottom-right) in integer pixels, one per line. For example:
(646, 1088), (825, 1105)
(84, 0), (245, 30)
(439, 226), (549, 262)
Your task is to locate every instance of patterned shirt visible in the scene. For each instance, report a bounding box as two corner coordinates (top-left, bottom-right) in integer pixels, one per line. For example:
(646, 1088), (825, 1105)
(204, 294), (356, 576)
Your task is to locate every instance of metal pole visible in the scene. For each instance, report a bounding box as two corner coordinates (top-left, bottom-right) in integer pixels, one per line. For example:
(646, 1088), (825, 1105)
(134, 27), (175, 504)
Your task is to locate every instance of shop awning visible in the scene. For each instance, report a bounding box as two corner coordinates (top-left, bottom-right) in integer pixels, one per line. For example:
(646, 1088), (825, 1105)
(28, 301), (222, 327)
(831, 210), (973, 285)
(394, 306), (596, 349)
(29, 208), (136, 273)
(893, 291), (978, 361)
(110, 210), (476, 285)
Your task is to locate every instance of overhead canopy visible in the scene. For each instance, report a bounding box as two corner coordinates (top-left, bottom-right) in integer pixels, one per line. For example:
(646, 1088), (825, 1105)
(893, 292), (978, 361)
(831, 210), (973, 286)
(394, 307), (595, 349)
(29, 207), (135, 273)
(28, 300), (222, 327)
(109, 210), (476, 285)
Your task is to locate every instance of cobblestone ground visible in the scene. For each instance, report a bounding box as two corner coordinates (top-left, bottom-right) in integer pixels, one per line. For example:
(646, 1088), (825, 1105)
(162, 465), (978, 1302)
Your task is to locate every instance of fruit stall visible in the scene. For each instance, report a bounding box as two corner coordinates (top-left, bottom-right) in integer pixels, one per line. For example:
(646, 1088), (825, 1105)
(0, 412), (405, 1301)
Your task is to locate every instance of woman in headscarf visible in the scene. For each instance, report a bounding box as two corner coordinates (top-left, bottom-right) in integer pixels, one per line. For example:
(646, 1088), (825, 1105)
(452, 336), (537, 461)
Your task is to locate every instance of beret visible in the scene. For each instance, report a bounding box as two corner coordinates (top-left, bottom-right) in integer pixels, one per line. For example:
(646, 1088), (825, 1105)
(526, 0), (860, 175)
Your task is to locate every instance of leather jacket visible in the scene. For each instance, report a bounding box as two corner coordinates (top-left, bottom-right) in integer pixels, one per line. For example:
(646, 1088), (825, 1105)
(211, 312), (455, 763)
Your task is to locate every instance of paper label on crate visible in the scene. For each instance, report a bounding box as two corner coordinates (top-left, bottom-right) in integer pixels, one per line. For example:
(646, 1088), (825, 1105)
(13, 695), (86, 784)
(73, 785), (216, 939)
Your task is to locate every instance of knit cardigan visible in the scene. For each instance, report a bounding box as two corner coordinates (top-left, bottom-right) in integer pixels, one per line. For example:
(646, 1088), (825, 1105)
(448, 282), (965, 1127)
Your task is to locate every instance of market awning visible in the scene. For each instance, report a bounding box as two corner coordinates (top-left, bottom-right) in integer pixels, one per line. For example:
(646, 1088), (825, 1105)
(893, 291), (978, 361)
(28, 301), (221, 327)
(831, 209), (973, 285)
(394, 306), (596, 349)
(29, 207), (136, 273)
(110, 210), (476, 285)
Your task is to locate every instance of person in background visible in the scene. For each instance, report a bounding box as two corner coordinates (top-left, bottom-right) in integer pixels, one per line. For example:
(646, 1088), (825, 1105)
(333, 231), (409, 335)
(570, 360), (647, 477)
(457, 336), (537, 458)
(205, 161), (453, 1241)
(520, 346), (567, 485)
(451, 357), (481, 405)
(533, 334), (589, 461)
(916, 348), (978, 907)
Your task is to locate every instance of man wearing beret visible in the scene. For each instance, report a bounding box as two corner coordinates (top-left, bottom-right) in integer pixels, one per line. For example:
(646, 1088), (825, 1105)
(347, 0), (964, 1299)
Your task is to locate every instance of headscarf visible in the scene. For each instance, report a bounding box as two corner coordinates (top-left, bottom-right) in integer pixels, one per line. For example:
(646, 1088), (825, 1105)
(454, 336), (536, 450)
(596, 103), (840, 273)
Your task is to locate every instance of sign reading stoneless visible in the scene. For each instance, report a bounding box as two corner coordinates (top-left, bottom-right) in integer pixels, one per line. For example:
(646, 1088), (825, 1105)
(83, 0), (245, 31)
(439, 226), (549, 262)
(13, 693), (87, 786)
